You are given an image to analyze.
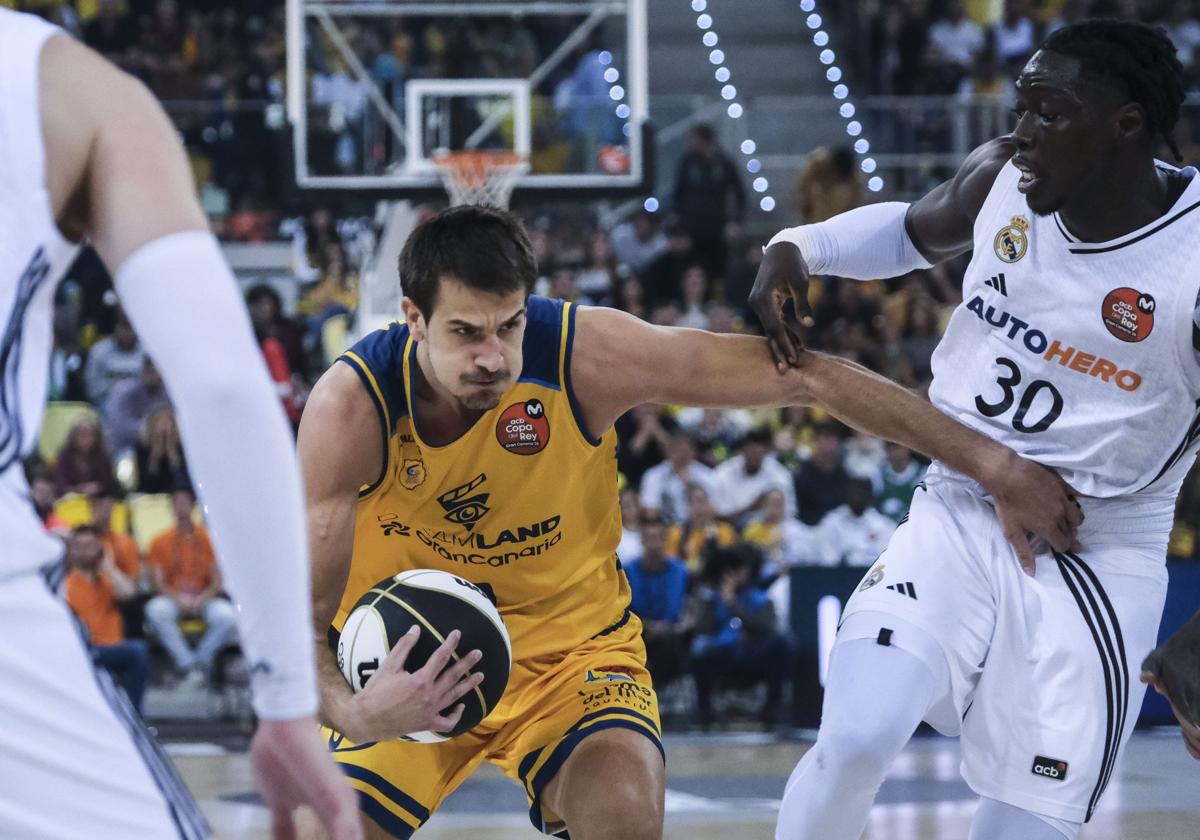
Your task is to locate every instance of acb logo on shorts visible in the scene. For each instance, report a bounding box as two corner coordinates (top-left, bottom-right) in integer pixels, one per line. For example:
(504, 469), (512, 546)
(496, 398), (550, 455)
(1031, 755), (1068, 781)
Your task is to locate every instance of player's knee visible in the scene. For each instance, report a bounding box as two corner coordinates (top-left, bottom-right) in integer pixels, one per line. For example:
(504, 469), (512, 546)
(587, 780), (663, 840)
(815, 717), (894, 784)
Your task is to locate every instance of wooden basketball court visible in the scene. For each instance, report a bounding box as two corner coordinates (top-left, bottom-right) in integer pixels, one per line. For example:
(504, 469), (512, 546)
(178, 730), (1198, 839)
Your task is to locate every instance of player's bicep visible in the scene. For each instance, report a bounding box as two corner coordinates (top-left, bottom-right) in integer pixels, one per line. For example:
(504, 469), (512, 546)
(906, 137), (1014, 264)
(297, 363), (384, 629)
(572, 307), (808, 431)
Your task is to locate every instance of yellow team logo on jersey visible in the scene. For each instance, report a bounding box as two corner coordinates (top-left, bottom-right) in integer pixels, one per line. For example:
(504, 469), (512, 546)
(400, 459), (426, 490)
(994, 215), (1030, 263)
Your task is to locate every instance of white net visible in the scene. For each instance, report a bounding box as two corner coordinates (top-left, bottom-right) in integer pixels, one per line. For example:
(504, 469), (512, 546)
(433, 151), (530, 209)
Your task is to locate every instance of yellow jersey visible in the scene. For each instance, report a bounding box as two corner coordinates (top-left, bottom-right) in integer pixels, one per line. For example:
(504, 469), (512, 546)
(331, 296), (635, 668)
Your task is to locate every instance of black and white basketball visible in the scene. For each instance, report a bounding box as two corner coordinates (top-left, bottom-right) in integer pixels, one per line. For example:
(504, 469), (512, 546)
(336, 569), (512, 743)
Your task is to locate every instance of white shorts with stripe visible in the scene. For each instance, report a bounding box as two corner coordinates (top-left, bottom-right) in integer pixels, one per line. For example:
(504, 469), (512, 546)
(0, 570), (209, 839)
(838, 475), (1169, 824)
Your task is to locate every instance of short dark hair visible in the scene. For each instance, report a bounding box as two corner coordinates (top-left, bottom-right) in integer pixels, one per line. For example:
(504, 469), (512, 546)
(71, 523), (101, 539)
(245, 284), (282, 310)
(741, 426), (773, 448)
(689, 123), (715, 144)
(399, 205), (537, 317)
(1042, 20), (1186, 161)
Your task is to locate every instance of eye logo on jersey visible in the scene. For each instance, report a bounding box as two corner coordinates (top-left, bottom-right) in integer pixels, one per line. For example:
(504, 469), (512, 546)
(993, 215), (1030, 263)
(400, 459), (426, 490)
(496, 398), (550, 455)
(437, 473), (491, 531)
(1101, 287), (1155, 343)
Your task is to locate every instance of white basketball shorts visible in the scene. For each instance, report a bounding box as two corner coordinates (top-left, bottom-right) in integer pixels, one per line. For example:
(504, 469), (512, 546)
(837, 477), (1169, 824)
(0, 570), (208, 838)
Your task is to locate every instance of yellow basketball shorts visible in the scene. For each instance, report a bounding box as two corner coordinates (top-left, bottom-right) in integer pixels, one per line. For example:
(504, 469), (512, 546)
(322, 614), (663, 838)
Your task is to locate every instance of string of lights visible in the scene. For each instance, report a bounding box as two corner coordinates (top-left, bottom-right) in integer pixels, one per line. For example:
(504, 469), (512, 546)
(799, 0), (884, 193)
(642, 0), (775, 215)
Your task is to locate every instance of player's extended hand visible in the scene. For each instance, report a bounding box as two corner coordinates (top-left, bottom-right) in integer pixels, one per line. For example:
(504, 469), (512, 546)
(249, 716), (362, 840)
(347, 626), (484, 743)
(983, 449), (1083, 574)
(1141, 619), (1200, 760)
(748, 242), (815, 370)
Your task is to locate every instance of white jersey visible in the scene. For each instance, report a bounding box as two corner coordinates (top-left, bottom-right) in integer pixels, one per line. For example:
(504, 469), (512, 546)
(0, 10), (83, 577)
(929, 160), (1200, 535)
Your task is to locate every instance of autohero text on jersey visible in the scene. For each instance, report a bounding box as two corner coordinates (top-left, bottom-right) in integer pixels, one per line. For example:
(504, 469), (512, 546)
(965, 295), (1143, 392)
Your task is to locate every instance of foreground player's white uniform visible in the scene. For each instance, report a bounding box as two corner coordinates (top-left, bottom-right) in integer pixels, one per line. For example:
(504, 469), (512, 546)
(0, 12), (208, 838)
(840, 160), (1200, 822)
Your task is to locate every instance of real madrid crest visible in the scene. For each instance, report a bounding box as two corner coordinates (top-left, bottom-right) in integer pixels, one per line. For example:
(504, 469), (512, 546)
(993, 215), (1030, 263)
(859, 564), (886, 592)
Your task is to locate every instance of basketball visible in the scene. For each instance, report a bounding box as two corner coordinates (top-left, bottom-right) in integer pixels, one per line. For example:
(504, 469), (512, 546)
(336, 570), (512, 743)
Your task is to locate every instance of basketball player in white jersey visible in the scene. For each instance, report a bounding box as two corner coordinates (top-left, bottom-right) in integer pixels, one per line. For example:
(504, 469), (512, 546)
(0, 9), (455, 838)
(752, 19), (1200, 840)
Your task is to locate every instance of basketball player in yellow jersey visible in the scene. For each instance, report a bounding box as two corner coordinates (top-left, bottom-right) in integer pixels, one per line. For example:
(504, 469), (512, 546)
(298, 205), (1082, 840)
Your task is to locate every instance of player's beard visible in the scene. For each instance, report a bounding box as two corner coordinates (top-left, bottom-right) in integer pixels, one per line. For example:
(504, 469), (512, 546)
(457, 371), (510, 411)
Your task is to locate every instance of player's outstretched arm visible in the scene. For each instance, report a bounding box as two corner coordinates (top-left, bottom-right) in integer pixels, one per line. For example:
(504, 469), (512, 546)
(1141, 612), (1200, 759)
(40, 35), (360, 840)
(299, 364), (484, 744)
(572, 305), (1080, 569)
(751, 137), (1015, 366)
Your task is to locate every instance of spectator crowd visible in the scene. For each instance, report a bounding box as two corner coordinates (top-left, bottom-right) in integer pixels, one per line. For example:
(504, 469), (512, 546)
(14, 0), (1200, 729)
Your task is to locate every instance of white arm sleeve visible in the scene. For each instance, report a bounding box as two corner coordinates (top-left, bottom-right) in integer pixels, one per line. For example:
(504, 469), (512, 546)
(767, 201), (933, 280)
(115, 231), (316, 720)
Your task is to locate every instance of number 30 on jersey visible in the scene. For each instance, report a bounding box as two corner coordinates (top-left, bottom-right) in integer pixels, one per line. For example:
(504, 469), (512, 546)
(975, 356), (1064, 434)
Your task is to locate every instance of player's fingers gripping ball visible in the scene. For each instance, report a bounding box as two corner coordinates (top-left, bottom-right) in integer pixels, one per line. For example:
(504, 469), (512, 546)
(337, 570), (512, 742)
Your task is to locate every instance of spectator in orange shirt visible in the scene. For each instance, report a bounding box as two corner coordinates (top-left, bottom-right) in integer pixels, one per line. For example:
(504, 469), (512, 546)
(144, 487), (236, 685)
(64, 525), (150, 713)
(90, 489), (141, 580)
(91, 488), (145, 637)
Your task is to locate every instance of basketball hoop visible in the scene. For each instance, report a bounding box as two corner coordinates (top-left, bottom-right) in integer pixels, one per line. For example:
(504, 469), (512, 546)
(433, 150), (529, 209)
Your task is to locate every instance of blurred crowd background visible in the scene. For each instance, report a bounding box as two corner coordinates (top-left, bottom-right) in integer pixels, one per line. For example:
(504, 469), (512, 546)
(11, 0), (1200, 728)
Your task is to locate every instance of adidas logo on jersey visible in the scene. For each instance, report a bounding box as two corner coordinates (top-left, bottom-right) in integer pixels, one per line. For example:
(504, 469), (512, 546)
(984, 273), (1008, 295)
(885, 582), (918, 600)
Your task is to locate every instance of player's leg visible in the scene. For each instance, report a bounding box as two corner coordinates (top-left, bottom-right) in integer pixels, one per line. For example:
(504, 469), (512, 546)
(145, 593), (196, 671)
(960, 543), (1169, 833)
(540, 727), (665, 840)
(494, 619), (664, 840)
(968, 797), (1080, 840)
(0, 572), (206, 839)
(776, 481), (999, 840)
(775, 634), (938, 840)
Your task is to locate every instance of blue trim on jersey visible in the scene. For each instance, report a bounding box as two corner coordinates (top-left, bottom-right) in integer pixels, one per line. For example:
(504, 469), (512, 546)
(340, 763), (430, 824)
(355, 791), (416, 839)
(563, 303), (601, 446)
(522, 710), (665, 838)
(342, 323), (411, 429)
(518, 376), (560, 391)
(337, 353), (391, 497)
(521, 296), (565, 387)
